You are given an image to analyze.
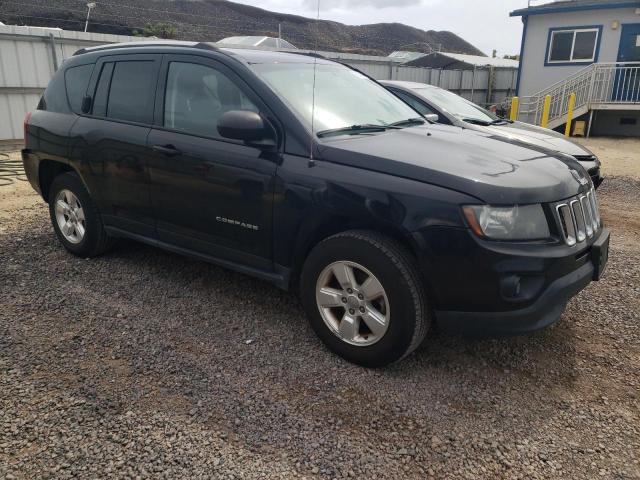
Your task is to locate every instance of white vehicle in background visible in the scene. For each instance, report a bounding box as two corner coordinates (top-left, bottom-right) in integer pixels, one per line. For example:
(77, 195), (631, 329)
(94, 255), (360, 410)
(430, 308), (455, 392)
(382, 80), (603, 188)
(217, 36), (297, 49)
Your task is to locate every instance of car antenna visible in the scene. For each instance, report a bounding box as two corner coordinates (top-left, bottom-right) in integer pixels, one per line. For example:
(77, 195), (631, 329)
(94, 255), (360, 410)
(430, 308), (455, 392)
(309, 0), (321, 168)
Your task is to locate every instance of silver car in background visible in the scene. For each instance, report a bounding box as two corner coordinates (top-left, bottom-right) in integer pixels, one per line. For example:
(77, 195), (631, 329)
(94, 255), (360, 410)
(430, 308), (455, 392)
(382, 80), (603, 188)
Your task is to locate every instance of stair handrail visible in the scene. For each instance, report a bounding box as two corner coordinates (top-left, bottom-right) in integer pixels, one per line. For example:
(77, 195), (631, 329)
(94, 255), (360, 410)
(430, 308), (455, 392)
(517, 64), (598, 125)
(530, 64), (595, 99)
(517, 67), (594, 125)
(519, 61), (640, 106)
(508, 61), (640, 126)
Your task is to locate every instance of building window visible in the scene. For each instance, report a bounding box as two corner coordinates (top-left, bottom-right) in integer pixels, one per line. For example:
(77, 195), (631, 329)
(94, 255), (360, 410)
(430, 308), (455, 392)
(547, 27), (601, 64)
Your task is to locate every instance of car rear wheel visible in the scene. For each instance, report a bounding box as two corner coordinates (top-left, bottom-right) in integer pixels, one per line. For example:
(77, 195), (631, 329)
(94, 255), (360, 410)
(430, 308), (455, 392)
(300, 230), (429, 367)
(48, 172), (113, 257)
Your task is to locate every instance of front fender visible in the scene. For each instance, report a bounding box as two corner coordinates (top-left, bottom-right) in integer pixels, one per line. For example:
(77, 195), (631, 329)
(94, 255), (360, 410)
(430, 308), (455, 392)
(272, 154), (478, 273)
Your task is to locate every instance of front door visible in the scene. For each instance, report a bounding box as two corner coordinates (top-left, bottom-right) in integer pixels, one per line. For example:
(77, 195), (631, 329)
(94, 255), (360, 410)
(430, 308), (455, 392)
(146, 55), (278, 271)
(614, 24), (640, 101)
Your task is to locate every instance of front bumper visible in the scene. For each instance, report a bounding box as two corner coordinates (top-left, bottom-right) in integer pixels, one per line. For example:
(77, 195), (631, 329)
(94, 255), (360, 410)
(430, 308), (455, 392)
(421, 227), (609, 336)
(435, 260), (592, 336)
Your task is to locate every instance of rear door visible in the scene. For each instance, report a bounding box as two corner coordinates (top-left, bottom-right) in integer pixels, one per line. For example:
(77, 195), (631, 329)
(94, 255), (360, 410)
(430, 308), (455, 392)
(146, 54), (278, 270)
(69, 54), (161, 237)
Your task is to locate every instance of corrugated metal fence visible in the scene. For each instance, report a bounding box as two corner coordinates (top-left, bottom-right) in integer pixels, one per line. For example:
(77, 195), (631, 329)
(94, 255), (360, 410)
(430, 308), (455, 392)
(338, 59), (517, 106)
(0, 26), (149, 141)
(0, 25), (518, 141)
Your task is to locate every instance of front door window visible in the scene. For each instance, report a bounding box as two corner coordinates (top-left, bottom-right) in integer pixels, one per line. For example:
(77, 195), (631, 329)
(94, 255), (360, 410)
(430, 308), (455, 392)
(164, 62), (258, 139)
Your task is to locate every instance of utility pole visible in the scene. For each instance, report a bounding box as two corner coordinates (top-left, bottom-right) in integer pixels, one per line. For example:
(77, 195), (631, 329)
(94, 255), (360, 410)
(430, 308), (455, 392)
(84, 2), (96, 33)
(278, 23), (282, 48)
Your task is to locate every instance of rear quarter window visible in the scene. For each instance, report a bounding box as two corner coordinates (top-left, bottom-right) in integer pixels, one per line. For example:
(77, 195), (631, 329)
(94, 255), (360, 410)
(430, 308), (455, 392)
(39, 70), (70, 113)
(64, 64), (94, 113)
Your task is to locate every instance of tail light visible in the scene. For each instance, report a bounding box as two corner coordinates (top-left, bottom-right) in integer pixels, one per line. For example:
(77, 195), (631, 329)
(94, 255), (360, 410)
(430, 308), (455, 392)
(24, 111), (32, 143)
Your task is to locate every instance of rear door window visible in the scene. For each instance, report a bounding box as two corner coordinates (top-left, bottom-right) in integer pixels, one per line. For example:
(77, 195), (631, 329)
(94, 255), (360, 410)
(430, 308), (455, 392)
(106, 61), (157, 124)
(90, 59), (158, 124)
(92, 63), (114, 117)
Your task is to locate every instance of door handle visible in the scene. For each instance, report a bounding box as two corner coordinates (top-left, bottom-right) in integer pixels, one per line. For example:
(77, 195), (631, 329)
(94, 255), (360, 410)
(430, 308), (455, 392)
(152, 144), (182, 157)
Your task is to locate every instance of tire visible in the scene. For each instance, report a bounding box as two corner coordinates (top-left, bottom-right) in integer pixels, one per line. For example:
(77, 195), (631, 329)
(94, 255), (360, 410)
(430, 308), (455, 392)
(48, 172), (113, 257)
(300, 230), (429, 367)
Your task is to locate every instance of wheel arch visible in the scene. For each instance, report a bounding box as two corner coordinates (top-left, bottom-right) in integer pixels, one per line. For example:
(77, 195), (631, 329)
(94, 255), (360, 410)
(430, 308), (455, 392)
(289, 216), (421, 291)
(37, 160), (96, 204)
(289, 217), (443, 313)
(38, 160), (75, 203)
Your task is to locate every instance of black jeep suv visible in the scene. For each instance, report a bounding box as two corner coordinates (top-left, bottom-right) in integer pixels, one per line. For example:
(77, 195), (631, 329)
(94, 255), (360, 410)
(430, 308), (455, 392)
(23, 42), (609, 367)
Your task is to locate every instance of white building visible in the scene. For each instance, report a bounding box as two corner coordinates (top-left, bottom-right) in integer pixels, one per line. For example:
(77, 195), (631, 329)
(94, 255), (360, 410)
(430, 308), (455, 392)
(512, 0), (640, 136)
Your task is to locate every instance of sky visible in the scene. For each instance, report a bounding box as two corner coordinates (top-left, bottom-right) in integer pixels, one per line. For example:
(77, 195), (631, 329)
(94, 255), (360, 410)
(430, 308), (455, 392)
(232, 0), (531, 57)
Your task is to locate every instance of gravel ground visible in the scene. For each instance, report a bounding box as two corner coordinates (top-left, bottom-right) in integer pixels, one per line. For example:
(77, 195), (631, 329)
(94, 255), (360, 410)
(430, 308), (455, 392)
(1, 146), (639, 479)
(574, 137), (640, 178)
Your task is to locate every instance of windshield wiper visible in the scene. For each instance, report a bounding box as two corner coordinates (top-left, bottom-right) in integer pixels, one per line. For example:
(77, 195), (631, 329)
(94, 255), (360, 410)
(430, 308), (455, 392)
(388, 117), (425, 128)
(491, 118), (512, 125)
(461, 117), (492, 126)
(316, 124), (400, 138)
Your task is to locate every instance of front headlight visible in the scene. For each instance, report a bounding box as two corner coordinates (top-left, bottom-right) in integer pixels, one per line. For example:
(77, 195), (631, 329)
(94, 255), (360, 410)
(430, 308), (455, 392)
(462, 204), (550, 240)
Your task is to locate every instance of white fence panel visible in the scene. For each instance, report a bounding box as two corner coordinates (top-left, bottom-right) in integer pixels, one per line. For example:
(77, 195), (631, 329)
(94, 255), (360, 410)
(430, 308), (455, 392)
(351, 62), (392, 80)
(0, 25), (153, 141)
(394, 66), (432, 84)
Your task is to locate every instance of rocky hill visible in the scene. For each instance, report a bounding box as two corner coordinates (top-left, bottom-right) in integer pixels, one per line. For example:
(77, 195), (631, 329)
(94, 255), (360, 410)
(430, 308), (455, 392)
(0, 0), (486, 56)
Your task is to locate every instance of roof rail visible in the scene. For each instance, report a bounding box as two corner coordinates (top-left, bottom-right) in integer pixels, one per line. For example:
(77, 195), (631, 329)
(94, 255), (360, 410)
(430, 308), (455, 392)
(73, 40), (219, 56)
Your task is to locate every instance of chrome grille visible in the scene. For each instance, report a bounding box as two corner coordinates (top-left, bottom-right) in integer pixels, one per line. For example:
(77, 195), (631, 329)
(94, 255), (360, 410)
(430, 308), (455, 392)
(587, 191), (600, 229)
(570, 200), (586, 242)
(556, 187), (601, 246)
(581, 196), (594, 237)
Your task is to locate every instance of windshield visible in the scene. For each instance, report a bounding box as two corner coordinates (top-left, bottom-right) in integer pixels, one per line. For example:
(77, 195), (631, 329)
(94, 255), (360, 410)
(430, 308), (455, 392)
(252, 63), (420, 136)
(416, 87), (499, 123)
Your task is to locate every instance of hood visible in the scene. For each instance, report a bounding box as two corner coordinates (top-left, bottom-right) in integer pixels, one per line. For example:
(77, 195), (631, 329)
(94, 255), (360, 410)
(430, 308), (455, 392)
(474, 121), (594, 158)
(318, 124), (590, 204)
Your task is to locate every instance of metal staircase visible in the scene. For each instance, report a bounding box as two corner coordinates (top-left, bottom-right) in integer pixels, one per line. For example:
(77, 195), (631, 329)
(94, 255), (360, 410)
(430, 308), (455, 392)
(516, 62), (640, 130)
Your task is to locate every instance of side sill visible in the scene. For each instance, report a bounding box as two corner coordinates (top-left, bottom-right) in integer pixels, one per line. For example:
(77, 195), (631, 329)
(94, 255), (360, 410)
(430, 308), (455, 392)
(104, 226), (291, 290)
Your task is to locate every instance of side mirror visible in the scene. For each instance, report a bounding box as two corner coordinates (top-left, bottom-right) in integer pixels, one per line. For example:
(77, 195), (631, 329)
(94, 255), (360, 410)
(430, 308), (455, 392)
(424, 113), (440, 123)
(217, 110), (273, 146)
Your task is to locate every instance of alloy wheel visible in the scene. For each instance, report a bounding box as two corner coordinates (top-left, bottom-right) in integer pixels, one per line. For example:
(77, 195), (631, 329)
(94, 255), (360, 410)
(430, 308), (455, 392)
(315, 261), (390, 346)
(54, 189), (86, 244)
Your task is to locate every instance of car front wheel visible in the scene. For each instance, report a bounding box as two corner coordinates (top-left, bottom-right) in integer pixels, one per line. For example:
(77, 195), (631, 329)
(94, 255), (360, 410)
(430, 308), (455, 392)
(300, 230), (430, 367)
